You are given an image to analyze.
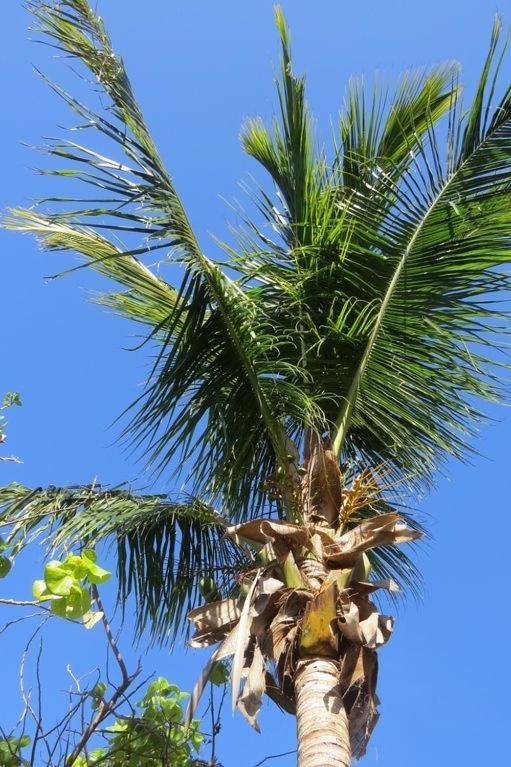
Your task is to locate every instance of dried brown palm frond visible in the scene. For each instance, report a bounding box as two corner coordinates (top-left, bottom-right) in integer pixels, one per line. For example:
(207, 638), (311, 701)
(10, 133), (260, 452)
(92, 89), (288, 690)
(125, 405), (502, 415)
(186, 492), (421, 757)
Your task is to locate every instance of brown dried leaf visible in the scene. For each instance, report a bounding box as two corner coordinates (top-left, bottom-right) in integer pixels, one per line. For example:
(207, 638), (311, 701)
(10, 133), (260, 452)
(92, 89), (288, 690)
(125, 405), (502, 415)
(345, 649), (380, 759)
(189, 625), (234, 649)
(188, 597), (242, 631)
(250, 591), (282, 642)
(324, 513), (421, 566)
(266, 589), (311, 673)
(185, 624), (239, 729)
(303, 435), (343, 526)
(227, 519), (309, 549)
(237, 644), (267, 732)
(337, 594), (394, 649)
(231, 570), (261, 712)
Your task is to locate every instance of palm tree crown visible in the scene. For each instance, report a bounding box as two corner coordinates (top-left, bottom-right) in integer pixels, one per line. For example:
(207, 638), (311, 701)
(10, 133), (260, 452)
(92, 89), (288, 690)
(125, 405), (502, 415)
(2, 2), (511, 762)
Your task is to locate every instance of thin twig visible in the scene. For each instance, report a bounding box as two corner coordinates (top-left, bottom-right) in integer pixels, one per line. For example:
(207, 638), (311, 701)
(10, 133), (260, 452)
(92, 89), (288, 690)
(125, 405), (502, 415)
(63, 588), (141, 766)
(209, 684), (216, 766)
(0, 598), (51, 608)
(0, 611), (43, 635)
(91, 585), (129, 684)
(251, 750), (297, 767)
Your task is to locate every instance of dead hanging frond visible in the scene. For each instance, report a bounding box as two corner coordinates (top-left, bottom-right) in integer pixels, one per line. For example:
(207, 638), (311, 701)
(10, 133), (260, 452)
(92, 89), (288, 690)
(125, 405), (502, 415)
(186, 500), (421, 756)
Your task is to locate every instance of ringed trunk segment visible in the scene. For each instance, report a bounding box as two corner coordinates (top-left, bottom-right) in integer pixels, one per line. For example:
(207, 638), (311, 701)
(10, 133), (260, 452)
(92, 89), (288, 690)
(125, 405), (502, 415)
(295, 657), (351, 767)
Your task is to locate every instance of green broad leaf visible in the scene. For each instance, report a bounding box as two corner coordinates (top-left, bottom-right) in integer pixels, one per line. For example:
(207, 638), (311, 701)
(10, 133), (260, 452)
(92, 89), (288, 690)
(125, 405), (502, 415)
(105, 720), (129, 734)
(16, 737), (30, 749)
(1, 392), (22, 409)
(82, 548), (97, 563)
(62, 554), (88, 579)
(44, 560), (75, 596)
(144, 677), (174, 698)
(51, 586), (91, 620)
(32, 578), (61, 601)
(0, 556), (12, 579)
(0, 735), (30, 766)
(191, 729), (204, 749)
(32, 579), (47, 599)
(91, 681), (107, 710)
(81, 557), (111, 585)
(50, 598), (69, 619)
(92, 681), (107, 697)
(208, 661), (230, 686)
(82, 610), (104, 629)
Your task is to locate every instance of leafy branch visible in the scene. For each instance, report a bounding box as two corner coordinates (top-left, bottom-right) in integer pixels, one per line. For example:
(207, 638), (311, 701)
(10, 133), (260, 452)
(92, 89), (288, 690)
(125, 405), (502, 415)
(0, 393), (22, 465)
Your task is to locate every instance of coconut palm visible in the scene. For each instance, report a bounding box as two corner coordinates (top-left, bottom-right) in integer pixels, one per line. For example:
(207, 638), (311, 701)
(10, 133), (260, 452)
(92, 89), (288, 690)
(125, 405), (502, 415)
(2, 1), (511, 765)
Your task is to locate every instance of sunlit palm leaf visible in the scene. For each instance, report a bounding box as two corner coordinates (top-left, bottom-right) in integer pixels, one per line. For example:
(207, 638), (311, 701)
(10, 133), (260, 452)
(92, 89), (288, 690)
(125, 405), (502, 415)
(5, 211), (181, 332)
(329, 18), (511, 486)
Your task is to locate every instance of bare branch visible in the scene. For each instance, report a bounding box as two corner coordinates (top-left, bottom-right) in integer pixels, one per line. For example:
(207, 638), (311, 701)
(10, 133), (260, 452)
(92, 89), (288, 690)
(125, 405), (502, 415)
(251, 750), (297, 767)
(62, 589), (142, 766)
(0, 598), (51, 609)
(92, 585), (130, 685)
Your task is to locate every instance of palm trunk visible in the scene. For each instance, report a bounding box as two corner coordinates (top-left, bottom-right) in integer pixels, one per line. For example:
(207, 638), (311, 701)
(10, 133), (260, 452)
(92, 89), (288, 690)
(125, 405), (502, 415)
(295, 657), (351, 767)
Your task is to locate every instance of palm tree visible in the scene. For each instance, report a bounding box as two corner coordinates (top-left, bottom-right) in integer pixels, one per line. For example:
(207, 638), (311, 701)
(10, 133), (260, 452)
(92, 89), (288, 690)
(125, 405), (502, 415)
(2, 1), (511, 764)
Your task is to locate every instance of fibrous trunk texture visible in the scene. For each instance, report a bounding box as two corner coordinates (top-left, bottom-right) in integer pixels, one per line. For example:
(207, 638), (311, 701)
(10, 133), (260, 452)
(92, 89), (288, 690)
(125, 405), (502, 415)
(295, 657), (351, 767)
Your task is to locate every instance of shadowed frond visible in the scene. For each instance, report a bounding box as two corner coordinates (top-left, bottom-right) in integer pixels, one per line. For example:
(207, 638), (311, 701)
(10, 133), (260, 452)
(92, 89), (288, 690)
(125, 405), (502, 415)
(0, 482), (250, 642)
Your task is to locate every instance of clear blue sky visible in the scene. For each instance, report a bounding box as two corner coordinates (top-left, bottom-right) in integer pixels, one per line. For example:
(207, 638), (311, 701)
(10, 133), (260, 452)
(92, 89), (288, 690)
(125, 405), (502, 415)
(1, 1), (510, 765)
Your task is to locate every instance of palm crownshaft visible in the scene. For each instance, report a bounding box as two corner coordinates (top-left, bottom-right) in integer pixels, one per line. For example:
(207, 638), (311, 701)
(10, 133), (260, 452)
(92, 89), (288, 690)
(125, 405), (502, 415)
(2, 2), (511, 765)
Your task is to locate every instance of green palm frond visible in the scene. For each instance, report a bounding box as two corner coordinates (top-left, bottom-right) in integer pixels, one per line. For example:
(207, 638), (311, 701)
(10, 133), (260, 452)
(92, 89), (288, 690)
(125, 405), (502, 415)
(328, 17), (511, 482)
(0, 482), (249, 642)
(235, 14), (511, 493)
(7, 1), (319, 518)
(5, 211), (181, 332)
(339, 65), (458, 190)
(242, 6), (316, 239)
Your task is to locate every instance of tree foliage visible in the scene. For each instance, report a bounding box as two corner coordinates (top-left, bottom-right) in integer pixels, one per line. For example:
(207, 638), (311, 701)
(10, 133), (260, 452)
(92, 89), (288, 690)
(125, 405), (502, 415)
(3, 3), (511, 764)
(2, 0), (511, 645)
(0, 482), (249, 641)
(73, 678), (204, 767)
(0, 393), (22, 465)
(5, 3), (511, 509)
